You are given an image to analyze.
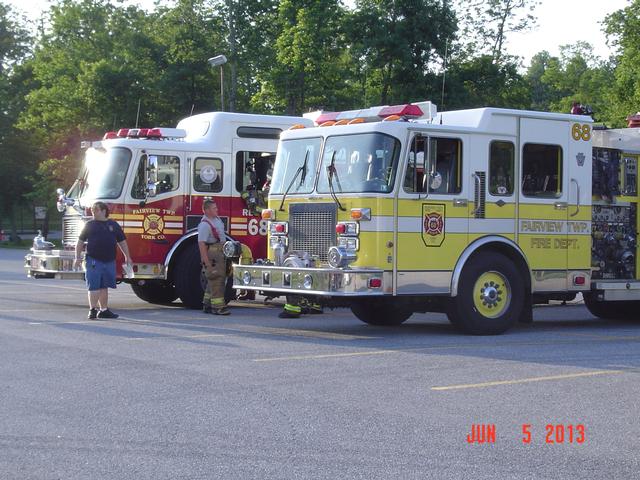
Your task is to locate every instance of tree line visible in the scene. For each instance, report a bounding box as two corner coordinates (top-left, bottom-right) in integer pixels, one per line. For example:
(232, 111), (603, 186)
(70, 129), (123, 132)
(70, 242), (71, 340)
(1, 0), (639, 237)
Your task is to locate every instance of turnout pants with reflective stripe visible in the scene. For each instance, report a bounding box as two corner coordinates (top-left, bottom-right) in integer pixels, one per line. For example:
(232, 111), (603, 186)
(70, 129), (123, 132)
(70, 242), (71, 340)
(203, 244), (225, 306)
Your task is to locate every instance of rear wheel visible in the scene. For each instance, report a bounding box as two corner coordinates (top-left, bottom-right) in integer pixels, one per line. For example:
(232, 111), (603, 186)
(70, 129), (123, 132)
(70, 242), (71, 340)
(583, 293), (640, 320)
(174, 246), (236, 309)
(130, 281), (178, 304)
(447, 252), (524, 335)
(174, 247), (205, 309)
(351, 300), (412, 326)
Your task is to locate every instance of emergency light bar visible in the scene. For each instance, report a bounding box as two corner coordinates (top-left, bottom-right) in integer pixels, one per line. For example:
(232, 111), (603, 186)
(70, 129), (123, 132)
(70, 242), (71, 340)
(102, 127), (187, 141)
(304, 101), (437, 126)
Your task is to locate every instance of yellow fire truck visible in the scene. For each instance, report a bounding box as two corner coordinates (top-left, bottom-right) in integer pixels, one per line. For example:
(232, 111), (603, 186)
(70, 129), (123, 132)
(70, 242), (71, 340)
(232, 102), (639, 334)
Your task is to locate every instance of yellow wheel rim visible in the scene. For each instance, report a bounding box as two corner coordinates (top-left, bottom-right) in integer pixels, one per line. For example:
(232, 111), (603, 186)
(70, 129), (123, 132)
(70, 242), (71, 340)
(473, 271), (511, 318)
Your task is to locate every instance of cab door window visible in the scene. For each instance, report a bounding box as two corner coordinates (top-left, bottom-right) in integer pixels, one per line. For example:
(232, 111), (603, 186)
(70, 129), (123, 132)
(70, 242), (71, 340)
(404, 135), (427, 193)
(194, 158), (223, 192)
(131, 154), (180, 199)
(521, 144), (563, 197)
(489, 141), (515, 196)
(235, 151), (275, 193)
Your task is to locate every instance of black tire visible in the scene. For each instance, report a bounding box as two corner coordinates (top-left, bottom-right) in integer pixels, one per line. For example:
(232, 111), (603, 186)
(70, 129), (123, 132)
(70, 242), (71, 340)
(350, 300), (412, 326)
(174, 247), (206, 309)
(130, 281), (178, 304)
(583, 293), (640, 320)
(447, 252), (524, 335)
(225, 274), (237, 304)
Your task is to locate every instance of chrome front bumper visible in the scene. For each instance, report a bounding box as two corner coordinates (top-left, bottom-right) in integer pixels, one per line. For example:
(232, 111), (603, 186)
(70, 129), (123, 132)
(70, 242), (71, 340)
(25, 249), (85, 279)
(232, 264), (390, 296)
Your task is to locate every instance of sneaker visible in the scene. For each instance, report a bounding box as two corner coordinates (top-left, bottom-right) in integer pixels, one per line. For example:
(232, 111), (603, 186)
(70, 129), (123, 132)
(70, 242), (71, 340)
(203, 305), (213, 314)
(278, 310), (300, 319)
(97, 309), (119, 319)
(88, 308), (98, 319)
(214, 306), (230, 316)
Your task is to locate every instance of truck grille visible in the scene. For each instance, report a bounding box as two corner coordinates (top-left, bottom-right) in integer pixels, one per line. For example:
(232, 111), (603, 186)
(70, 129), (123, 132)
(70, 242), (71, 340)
(289, 203), (337, 261)
(62, 215), (85, 245)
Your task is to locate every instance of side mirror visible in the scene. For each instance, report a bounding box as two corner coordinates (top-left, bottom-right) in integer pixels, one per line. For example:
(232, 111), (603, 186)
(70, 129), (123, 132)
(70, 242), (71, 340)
(56, 188), (65, 196)
(145, 155), (158, 198)
(146, 181), (157, 198)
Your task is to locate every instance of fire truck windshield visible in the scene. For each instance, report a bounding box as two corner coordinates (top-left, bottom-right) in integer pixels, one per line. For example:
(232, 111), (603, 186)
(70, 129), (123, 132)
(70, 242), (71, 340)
(271, 137), (322, 195)
(78, 147), (132, 200)
(316, 133), (400, 194)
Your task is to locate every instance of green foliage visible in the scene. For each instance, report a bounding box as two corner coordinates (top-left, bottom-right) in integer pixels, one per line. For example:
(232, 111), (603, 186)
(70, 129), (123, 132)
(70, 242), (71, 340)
(252, 0), (348, 114)
(0, 0), (637, 220)
(604, 1), (640, 126)
(348, 0), (456, 105)
(0, 3), (37, 238)
(445, 55), (530, 109)
(456, 0), (540, 63)
(524, 43), (615, 123)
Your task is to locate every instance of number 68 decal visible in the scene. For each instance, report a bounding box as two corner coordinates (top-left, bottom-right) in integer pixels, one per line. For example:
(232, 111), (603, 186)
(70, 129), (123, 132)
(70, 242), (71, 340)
(248, 218), (268, 236)
(572, 123), (591, 141)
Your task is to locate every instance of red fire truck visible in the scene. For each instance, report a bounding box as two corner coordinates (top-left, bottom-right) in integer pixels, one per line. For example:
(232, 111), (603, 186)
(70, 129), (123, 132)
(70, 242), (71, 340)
(25, 112), (312, 308)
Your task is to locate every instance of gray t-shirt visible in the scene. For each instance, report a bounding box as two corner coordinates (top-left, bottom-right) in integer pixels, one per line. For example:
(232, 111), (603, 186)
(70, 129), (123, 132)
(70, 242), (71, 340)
(197, 216), (226, 244)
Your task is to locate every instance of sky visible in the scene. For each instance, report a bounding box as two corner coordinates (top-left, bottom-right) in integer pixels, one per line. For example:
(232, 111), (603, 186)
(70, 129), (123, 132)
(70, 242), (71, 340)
(4, 0), (633, 66)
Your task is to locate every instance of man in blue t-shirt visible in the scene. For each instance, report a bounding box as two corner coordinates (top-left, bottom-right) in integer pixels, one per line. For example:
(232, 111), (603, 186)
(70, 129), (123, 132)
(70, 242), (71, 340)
(74, 201), (132, 319)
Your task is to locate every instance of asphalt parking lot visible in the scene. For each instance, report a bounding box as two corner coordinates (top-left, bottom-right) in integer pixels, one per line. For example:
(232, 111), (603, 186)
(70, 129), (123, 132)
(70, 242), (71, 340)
(2, 248), (640, 479)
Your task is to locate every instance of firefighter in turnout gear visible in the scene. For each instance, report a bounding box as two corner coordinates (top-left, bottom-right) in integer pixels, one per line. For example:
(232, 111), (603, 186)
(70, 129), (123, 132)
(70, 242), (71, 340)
(279, 295), (323, 319)
(198, 199), (230, 315)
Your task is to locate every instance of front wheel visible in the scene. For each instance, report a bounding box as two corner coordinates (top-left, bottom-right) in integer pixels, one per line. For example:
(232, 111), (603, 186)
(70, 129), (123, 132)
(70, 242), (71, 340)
(174, 247), (205, 309)
(351, 300), (412, 326)
(130, 281), (178, 304)
(447, 252), (524, 335)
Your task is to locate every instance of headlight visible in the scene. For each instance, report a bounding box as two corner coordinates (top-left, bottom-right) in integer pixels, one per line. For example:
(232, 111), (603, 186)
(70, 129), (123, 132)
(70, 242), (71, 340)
(270, 235), (288, 248)
(303, 274), (313, 289)
(270, 222), (288, 235)
(337, 237), (359, 251)
(242, 271), (252, 285)
(335, 222), (359, 236)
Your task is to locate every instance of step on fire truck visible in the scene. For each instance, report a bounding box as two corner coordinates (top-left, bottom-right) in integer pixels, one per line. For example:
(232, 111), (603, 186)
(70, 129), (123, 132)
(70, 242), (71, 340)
(26, 112), (313, 308)
(232, 102), (640, 334)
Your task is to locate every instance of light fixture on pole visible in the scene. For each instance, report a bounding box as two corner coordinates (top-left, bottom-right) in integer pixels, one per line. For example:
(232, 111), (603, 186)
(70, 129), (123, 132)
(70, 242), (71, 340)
(207, 54), (228, 112)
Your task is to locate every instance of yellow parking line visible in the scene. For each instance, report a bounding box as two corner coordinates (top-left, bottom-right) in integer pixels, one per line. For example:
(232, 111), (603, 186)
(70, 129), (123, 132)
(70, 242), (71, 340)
(238, 326), (378, 341)
(431, 370), (624, 391)
(559, 332), (640, 341)
(254, 349), (397, 362)
(0, 280), (86, 292)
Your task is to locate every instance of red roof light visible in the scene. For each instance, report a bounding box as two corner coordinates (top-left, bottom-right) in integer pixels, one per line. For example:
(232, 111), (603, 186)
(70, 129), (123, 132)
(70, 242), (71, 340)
(378, 104), (423, 118)
(116, 128), (129, 137)
(315, 112), (339, 125)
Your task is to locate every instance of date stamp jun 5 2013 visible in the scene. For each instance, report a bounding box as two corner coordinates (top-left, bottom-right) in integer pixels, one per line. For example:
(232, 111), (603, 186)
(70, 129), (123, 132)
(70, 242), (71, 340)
(466, 423), (586, 444)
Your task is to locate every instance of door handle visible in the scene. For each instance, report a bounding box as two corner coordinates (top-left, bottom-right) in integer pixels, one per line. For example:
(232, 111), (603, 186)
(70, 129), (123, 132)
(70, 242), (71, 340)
(554, 202), (568, 210)
(570, 178), (580, 217)
(471, 173), (482, 216)
(453, 198), (468, 207)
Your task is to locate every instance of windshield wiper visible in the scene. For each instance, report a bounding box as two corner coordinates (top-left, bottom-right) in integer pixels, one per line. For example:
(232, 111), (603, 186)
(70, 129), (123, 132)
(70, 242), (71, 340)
(279, 150), (310, 211)
(327, 151), (345, 211)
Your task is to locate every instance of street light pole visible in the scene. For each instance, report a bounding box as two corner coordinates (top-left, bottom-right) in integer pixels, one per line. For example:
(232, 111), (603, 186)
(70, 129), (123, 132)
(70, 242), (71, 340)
(207, 55), (228, 112)
(219, 64), (224, 111)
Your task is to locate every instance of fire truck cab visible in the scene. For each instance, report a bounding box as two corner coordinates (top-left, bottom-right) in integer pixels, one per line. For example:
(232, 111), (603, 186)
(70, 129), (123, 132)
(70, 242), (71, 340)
(26, 112), (312, 308)
(233, 102), (640, 334)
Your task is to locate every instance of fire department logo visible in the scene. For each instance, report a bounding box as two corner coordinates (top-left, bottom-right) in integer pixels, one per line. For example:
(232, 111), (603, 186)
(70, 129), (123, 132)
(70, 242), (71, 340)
(422, 204), (445, 247)
(143, 214), (164, 235)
